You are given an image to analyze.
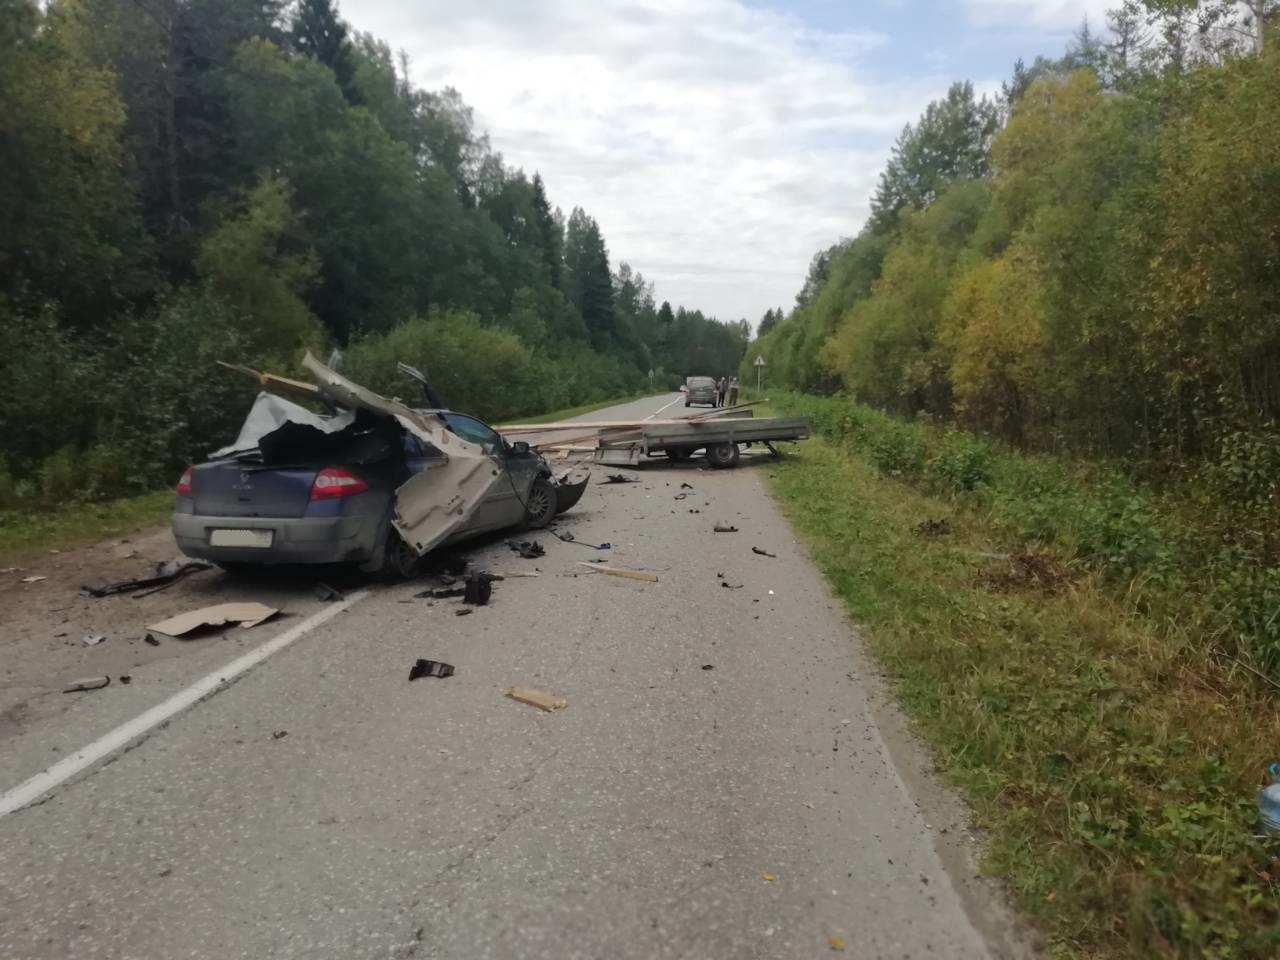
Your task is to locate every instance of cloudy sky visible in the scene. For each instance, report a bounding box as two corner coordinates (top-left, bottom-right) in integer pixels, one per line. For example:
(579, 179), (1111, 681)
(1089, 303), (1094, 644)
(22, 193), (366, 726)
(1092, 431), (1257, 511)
(349, 0), (1111, 323)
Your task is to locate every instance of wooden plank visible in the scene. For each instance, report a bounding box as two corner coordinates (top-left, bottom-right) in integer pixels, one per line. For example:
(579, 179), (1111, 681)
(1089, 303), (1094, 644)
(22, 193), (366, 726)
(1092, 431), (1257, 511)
(577, 562), (658, 582)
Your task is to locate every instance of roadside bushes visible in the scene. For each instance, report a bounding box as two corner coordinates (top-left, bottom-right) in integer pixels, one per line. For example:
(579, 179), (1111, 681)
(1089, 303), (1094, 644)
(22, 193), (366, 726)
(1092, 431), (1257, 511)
(772, 390), (1280, 674)
(0, 290), (251, 507)
(344, 309), (645, 424)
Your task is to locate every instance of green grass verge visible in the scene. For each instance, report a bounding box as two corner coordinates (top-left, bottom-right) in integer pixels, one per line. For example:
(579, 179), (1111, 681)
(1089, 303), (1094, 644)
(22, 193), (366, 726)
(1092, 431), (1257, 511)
(0, 490), (174, 564)
(766, 434), (1280, 959)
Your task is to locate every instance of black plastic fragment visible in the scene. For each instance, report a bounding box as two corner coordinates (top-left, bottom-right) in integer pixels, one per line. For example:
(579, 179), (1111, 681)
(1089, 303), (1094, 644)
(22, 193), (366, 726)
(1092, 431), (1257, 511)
(408, 659), (455, 681)
(751, 547), (776, 558)
(463, 574), (492, 606)
(713, 524), (739, 533)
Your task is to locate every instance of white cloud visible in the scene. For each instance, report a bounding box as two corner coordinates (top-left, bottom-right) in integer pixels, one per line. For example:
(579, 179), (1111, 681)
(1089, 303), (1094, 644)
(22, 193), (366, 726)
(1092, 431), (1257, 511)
(347, 0), (953, 322)
(961, 0), (1113, 29)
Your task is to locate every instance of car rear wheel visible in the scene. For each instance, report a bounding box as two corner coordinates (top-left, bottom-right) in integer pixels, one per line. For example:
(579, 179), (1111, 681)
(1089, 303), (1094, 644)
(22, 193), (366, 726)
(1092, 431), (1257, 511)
(524, 477), (557, 529)
(706, 441), (740, 469)
(364, 526), (420, 580)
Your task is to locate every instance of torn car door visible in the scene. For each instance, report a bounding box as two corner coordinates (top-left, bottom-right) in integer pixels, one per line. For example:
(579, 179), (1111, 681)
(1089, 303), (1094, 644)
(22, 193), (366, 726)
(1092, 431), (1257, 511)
(300, 352), (502, 555)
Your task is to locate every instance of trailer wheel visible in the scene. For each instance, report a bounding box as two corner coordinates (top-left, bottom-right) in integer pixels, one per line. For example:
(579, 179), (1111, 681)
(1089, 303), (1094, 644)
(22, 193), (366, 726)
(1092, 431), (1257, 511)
(666, 446), (694, 462)
(706, 442), (740, 469)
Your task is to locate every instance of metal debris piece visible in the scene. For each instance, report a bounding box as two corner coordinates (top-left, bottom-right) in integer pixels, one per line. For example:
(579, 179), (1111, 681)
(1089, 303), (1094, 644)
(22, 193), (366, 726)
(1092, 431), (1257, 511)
(720, 581), (743, 590)
(751, 547), (776, 557)
(19, 575), (47, 584)
(713, 524), (738, 533)
(506, 539), (545, 559)
(144, 633), (160, 646)
(680, 483), (693, 489)
(272, 730), (289, 739)
(553, 530), (610, 550)
(601, 474), (637, 484)
(82, 634), (106, 646)
(64, 676), (110, 693)
(455, 608), (473, 617)
(313, 581), (345, 602)
(415, 587), (464, 599)
(505, 685), (567, 712)
(81, 559), (212, 598)
(701, 664), (714, 671)
(408, 659), (455, 681)
(576, 562), (658, 582)
(147, 602), (279, 637)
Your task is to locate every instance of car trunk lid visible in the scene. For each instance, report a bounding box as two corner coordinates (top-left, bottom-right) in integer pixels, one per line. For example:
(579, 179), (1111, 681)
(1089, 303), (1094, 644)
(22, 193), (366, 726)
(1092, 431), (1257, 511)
(191, 461), (317, 518)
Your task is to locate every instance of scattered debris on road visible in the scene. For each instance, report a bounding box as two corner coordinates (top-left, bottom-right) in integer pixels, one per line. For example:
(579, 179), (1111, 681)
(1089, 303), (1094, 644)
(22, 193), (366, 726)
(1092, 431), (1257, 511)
(80, 559), (212, 599)
(313, 581), (345, 602)
(81, 634), (105, 646)
(147, 602), (280, 637)
(463, 573), (493, 606)
(828, 934), (848, 951)
(505, 685), (567, 712)
(272, 730), (289, 739)
(751, 546), (776, 558)
(577, 562), (658, 582)
(120, 675), (132, 684)
(416, 587), (464, 599)
(702, 664), (714, 670)
(408, 659), (455, 680)
(601, 474), (637, 484)
(674, 492), (688, 500)
(680, 482), (694, 489)
(63, 676), (110, 693)
(552, 530), (611, 550)
(713, 523), (739, 533)
(19, 575), (47, 584)
(720, 580), (743, 590)
(144, 633), (160, 646)
(506, 539), (545, 559)
(455, 608), (473, 617)
(762, 872), (777, 882)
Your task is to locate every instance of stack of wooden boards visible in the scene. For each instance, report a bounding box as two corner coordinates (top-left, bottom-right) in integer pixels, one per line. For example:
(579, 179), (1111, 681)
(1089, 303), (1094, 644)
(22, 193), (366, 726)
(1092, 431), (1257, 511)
(496, 402), (764, 454)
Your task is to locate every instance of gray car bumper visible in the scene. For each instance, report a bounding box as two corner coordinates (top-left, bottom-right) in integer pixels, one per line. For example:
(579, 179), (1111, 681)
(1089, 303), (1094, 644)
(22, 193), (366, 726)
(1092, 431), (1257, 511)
(172, 513), (382, 566)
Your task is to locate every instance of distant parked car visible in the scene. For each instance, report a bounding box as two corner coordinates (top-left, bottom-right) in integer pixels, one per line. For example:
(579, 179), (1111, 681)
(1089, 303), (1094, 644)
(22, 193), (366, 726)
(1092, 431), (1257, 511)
(174, 408), (584, 579)
(684, 376), (717, 407)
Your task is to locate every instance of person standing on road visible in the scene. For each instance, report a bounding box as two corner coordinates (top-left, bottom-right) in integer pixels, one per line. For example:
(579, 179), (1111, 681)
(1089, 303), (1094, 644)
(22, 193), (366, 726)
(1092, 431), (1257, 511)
(727, 377), (739, 407)
(717, 376), (727, 407)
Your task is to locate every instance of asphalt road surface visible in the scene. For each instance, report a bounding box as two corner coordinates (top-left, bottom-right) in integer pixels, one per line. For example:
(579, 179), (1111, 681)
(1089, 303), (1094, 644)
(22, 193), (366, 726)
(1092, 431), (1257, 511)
(0, 394), (1030, 959)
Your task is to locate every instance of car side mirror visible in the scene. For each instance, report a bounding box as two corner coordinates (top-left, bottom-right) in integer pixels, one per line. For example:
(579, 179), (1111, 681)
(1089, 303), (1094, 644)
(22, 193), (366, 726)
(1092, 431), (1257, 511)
(510, 440), (530, 455)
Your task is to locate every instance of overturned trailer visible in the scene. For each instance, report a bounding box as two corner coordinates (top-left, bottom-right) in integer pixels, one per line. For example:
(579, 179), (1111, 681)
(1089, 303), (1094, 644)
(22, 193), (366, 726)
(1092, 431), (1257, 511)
(172, 354), (589, 578)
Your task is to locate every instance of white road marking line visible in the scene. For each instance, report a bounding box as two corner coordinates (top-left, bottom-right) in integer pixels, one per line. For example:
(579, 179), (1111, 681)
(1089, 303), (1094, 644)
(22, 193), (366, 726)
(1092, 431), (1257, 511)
(0, 590), (369, 818)
(644, 395), (685, 421)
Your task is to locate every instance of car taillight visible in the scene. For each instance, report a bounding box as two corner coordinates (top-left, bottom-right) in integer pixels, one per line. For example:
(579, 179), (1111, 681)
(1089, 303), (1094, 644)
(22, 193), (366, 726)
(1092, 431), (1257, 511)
(176, 467), (193, 496)
(310, 466), (370, 500)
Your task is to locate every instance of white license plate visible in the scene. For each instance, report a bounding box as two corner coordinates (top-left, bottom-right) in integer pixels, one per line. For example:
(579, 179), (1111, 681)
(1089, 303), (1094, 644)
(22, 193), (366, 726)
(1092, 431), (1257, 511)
(209, 528), (274, 548)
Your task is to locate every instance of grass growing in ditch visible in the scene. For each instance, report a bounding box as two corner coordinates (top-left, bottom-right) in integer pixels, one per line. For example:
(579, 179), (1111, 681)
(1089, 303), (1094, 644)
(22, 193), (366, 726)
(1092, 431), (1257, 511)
(0, 491), (173, 564)
(767, 434), (1280, 958)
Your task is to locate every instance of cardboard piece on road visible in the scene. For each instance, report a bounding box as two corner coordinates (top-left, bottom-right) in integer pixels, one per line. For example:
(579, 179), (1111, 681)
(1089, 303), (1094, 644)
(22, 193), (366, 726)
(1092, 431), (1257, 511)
(505, 685), (568, 712)
(576, 562), (658, 582)
(147, 602), (280, 637)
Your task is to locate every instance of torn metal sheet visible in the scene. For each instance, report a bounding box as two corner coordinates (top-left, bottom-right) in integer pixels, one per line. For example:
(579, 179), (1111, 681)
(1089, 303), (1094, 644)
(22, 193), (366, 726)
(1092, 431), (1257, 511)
(300, 353), (501, 556)
(210, 392), (357, 460)
(147, 602), (280, 637)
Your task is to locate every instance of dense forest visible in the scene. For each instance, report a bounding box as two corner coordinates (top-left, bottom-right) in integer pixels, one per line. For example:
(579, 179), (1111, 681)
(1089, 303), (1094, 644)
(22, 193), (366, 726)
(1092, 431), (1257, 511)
(0, 0), (748, 505)
(746, 0), (1278, 464)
